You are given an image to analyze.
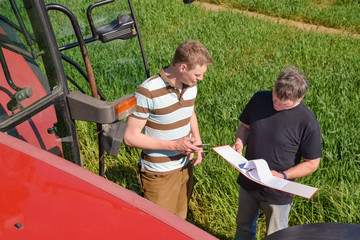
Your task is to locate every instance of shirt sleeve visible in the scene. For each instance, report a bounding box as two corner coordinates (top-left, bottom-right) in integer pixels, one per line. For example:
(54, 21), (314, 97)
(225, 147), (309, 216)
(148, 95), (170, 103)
(300, 121), (323, 160)
(132, 84), (153, 119)
(239, 92), (259, 125)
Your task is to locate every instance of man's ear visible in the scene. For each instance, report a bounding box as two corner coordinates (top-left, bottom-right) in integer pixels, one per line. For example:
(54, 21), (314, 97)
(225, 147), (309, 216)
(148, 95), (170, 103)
(296, 97), (304, 104)
(179, 63), (187, 72)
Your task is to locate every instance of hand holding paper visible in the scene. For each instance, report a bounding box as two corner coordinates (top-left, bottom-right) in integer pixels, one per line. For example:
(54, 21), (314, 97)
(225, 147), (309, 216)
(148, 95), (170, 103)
(212, 145), (318, 199)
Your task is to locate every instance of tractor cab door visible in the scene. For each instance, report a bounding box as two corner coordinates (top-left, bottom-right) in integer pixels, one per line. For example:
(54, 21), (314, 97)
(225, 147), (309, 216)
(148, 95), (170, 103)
(0, 0), (81, 164)
(1, 0), (148, 170)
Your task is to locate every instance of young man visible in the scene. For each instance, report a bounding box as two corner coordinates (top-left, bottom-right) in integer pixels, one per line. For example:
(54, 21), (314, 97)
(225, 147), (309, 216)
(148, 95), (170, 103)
(124, 40), (212, 219)
(232, 66), (322, 239)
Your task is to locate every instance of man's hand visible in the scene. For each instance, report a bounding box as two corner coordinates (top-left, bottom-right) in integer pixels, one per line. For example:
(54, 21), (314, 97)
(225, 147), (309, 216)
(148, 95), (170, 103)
(232, 138), (244, 154)
(190, 139), (204, 166)
(271, 170), (286, 179)
(173, 137), (204, 166)
(174, 137), (201, 155)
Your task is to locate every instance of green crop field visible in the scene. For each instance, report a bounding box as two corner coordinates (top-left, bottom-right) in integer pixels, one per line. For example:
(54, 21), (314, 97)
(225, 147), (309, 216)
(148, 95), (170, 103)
(45, 0), (360, 239)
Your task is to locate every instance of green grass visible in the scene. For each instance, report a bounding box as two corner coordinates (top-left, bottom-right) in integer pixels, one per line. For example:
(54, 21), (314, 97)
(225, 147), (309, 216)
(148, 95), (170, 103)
(200, 0), (360, 34)
(45, 0), (360, 239)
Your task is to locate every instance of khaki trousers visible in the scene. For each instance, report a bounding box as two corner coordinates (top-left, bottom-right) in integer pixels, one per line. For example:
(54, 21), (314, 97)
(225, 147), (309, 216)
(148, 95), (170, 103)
(139, 164), (193, 219)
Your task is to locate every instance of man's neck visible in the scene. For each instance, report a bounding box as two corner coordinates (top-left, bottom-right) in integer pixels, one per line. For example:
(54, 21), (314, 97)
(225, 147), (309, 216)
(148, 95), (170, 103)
(164, 66), (183, 90)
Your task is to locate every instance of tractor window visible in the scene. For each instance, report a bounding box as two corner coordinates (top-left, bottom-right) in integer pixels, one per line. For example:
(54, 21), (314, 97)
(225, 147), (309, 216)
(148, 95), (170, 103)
(1, 0), (148, 165)
(0, 0), (54, 122)
(45, 0), (148, 102)
(0, 0), (79, 163)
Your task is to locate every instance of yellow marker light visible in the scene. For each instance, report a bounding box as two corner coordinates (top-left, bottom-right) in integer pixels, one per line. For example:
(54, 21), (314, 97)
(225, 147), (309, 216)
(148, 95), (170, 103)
(115, 95), (137, 120)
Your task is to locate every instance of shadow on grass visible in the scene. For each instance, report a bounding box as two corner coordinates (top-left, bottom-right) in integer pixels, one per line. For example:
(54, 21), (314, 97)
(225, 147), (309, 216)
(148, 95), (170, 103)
(187, 176), (233, 240)
(187, 211), (232, 240)
(105, 163), (228, 239)
(105, 164), (142, 194)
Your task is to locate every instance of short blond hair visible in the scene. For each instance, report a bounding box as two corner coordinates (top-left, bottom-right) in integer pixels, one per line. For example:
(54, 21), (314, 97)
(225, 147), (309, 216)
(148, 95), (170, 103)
(172, 40), (213, 70)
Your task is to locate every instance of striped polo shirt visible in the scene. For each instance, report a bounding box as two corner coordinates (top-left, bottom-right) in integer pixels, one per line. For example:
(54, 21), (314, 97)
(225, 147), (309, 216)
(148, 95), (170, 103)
(132, 69), (197, 172)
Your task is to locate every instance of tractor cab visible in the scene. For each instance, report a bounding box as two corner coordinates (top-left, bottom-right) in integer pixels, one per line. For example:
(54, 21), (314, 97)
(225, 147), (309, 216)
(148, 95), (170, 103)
(0, 0), (146, 172)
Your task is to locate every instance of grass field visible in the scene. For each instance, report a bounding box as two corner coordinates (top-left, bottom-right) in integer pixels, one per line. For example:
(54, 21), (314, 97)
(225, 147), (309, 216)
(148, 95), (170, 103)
(45, 0), (360, 239)
(199, 0), (360, 34)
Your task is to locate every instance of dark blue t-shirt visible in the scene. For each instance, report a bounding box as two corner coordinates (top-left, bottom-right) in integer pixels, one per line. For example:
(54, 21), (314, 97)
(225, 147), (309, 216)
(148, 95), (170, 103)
(238, 91), (322, 204)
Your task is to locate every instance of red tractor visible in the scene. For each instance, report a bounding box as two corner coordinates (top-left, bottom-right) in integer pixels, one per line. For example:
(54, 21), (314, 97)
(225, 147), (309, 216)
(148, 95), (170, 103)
(0, 0), (216, 239)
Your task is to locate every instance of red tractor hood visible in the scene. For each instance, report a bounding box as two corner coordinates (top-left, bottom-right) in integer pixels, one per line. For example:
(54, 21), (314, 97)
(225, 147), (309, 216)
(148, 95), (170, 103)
(0, 132), (217, 240)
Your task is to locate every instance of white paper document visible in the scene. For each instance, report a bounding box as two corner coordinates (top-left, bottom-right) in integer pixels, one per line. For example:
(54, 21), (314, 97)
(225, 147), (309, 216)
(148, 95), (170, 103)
(212, 145), (318, 199)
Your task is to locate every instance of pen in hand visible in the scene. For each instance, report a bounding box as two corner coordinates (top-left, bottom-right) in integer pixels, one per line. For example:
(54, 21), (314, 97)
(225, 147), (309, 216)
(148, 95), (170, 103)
(196, 144), (211, 147)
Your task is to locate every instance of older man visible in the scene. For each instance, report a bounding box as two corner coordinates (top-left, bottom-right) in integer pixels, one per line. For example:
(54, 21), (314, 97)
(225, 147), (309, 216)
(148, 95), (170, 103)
(233, 66), (322, 239)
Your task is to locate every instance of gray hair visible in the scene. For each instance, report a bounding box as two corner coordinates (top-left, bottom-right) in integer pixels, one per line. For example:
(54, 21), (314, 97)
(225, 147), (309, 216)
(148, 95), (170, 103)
(274, 66), (309, 101)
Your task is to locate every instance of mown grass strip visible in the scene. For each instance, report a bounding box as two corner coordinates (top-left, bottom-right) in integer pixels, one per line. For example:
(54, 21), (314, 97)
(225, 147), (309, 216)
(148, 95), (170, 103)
(199, 0), (360, 34)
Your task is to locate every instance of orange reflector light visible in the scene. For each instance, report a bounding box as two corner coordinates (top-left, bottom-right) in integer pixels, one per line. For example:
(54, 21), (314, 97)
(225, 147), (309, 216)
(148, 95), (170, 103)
(115, 96), (137, 115)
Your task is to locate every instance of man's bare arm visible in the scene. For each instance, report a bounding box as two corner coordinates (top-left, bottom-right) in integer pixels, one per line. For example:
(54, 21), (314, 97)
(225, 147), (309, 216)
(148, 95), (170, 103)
(189, 111), (203, 165)
(271, 158), (320, 180)
(124, 115), (200, 155)
(232, 123), (250, 154)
